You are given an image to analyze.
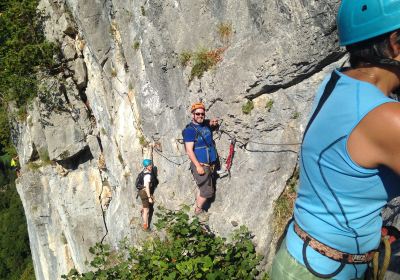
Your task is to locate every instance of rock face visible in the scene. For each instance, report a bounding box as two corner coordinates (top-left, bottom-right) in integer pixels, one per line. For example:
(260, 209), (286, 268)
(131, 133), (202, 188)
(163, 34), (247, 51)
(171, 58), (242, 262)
(11, 0), (362, 279)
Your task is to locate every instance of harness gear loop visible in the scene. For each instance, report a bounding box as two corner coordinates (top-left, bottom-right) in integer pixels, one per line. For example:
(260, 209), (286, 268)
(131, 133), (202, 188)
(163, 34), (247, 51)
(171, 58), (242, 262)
(302, 237), (346, 279)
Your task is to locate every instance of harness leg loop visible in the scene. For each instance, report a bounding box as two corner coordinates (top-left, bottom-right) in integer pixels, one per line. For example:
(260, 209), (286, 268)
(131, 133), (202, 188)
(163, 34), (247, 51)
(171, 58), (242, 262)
(302, 237), (345, 279)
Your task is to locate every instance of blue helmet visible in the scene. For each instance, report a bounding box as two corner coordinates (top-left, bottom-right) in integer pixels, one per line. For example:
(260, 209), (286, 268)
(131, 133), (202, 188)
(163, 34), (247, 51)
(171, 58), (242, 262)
(338, 0), (400, 46)
(143, 159), (152, 167)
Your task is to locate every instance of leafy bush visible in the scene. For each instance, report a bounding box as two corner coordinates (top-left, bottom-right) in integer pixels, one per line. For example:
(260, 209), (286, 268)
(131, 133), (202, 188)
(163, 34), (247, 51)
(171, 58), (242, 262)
(62, 206), (263, 280)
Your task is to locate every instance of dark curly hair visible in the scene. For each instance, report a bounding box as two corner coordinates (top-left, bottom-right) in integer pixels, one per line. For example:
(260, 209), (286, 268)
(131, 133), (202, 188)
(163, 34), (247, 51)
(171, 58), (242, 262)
(346, 30), (400, 68)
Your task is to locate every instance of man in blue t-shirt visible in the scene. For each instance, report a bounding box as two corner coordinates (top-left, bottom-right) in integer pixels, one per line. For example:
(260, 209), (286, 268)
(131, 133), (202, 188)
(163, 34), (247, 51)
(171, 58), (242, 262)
(183, 102), (219, 218)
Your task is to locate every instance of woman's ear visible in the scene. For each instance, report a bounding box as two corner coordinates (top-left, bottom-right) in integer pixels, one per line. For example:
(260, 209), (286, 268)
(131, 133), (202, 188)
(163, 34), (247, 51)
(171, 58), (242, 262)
(389, 31), (400, 58)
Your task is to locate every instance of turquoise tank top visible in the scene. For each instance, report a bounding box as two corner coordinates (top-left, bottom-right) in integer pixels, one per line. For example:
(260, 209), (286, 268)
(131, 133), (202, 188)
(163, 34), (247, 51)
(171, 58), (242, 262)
(286, 69), (399, 279)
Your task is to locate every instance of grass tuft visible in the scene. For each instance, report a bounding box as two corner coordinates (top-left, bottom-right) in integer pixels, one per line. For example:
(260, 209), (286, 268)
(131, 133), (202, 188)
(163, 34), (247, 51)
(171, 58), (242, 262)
(217, 22), (233, 45)
(242, 100), (254, 114)
(273, 168), (298, 236)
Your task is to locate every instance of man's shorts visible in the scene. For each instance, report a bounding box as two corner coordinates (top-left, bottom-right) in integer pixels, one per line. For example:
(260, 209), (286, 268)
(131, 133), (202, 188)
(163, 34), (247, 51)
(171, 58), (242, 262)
(190, 162), (214, 198)
(138, 189), (150, 208)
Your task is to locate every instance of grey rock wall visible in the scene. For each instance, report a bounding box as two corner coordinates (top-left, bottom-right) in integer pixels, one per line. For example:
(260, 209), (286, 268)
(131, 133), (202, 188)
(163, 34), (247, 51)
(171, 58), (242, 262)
(12, 0), (353, 279)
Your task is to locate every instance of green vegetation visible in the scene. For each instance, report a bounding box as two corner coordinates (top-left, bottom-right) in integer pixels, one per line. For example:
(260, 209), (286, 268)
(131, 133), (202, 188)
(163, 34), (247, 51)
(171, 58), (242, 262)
(26, 148), (52, 170)
(273, 168), (298, 236)
(117, 153), (124, 166)
(110, 68), (117, 77)
(0, 1), (54, 276)
(265, 99), (274, 112)
(26, 161), (42, 171)
(0, 0), (58, 155)
(179, 47), (225, 81)
(179, 51), (192, 67)
(138, 135), (148, 147)
(0, 159), (34, 279)
(242, 100), (254, 114)
(63, 206), (264, 280)
(217, 22), (233, 44)
(133, 41), (140, 51)
(292, 111), (300, 119)
(140, 6), (146, 16)
(189, 48), (225, 82)
(38, 148), (51, 164)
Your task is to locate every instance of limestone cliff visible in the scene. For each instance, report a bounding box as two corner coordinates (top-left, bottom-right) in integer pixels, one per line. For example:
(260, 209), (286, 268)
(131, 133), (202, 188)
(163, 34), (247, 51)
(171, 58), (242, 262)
(14, 0), (394, 279)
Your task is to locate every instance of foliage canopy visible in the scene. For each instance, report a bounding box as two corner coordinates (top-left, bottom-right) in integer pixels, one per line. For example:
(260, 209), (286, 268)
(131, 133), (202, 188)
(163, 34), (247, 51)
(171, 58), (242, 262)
(63, 206), (265, 280)
(0, 162), (34, 280)
(0, 0), (58, 154)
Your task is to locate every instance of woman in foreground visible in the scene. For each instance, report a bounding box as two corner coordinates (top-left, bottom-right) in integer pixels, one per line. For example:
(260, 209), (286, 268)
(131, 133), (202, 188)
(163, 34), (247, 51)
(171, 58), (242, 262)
(272, 0), (400, 279)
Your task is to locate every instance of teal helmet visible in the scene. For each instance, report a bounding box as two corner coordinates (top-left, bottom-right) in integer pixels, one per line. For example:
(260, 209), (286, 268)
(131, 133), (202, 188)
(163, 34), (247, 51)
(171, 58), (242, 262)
(143, 159), (152, 167)
(338, 0), (400, 46)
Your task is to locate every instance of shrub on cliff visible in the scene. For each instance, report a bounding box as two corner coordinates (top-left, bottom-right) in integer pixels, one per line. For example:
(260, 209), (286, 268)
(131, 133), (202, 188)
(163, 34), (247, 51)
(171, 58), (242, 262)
(63, 206), (265, 280)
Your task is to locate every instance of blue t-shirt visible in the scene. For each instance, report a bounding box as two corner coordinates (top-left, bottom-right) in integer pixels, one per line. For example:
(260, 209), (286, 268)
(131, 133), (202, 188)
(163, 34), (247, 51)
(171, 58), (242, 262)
(286, 69), (399, 279)
(183, 122), (217, 164)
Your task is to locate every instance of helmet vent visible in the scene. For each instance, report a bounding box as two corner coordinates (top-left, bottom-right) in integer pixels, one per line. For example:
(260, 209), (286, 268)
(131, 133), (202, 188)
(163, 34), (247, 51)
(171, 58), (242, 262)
(361, 5), (367, 11)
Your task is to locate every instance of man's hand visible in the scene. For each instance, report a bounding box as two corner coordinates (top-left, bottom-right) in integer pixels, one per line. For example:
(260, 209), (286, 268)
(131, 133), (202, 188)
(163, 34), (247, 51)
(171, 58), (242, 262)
(196, 165), (205, 175)
(149, 196), (154, 204)
(209, 118), (219, 127)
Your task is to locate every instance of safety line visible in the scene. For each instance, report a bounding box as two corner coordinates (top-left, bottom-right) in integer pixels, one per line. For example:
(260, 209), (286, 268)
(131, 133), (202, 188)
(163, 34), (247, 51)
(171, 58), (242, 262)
(153, 147), (189, 166)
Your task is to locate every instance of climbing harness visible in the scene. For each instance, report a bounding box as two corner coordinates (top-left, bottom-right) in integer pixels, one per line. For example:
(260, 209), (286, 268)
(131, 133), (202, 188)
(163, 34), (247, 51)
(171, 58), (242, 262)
(294, 222), (375, 279)
(182, 122), (216, 164)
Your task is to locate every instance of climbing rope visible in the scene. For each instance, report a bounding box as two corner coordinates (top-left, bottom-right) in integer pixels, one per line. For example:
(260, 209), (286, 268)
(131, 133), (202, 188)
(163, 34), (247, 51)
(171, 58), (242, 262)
(373, 237), (391, 280)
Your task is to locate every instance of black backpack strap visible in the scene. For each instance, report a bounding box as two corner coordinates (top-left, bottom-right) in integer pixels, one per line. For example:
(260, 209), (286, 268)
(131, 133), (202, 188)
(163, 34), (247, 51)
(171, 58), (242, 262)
(302, 71), (341, 143)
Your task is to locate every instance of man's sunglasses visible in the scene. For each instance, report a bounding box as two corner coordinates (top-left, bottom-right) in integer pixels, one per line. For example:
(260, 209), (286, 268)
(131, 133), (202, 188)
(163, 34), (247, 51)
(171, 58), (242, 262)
(194, 112), (205, 116)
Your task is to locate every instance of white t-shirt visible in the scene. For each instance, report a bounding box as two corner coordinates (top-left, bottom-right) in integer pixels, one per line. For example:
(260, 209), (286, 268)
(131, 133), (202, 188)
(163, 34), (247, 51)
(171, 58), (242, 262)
(143, 171), (152, 187)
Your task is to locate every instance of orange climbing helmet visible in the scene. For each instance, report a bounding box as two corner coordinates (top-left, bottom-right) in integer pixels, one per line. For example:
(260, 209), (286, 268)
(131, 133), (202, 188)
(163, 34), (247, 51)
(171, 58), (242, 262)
(190, 102), (205, 112)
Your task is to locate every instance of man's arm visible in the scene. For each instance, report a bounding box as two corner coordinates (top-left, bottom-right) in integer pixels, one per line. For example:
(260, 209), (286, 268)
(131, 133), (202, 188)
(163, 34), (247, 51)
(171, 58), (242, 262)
(185, 142), (205, 175)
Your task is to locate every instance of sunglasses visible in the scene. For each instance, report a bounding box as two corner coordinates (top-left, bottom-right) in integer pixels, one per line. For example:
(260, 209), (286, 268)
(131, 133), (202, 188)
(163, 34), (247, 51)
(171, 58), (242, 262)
(194, 112), (205, 116)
